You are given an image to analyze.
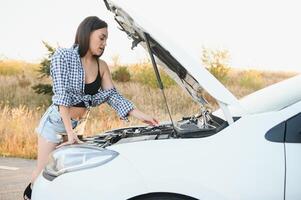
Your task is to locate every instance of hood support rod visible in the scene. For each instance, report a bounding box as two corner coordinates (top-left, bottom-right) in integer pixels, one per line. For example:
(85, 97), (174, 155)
(144, 32), (177, 137)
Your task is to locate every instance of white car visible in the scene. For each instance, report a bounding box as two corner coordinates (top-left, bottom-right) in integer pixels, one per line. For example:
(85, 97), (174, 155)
(32, 1), (301, 199)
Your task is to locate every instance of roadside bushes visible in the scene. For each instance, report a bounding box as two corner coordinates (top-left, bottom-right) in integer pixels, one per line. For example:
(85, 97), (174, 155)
(112, 66), (131, 82)
(112, 47), (232, 87)
(131, 66), (175, 88)
(0, 60), (37, 76)
(239, 70), (264, 90)
(112, 63), (176, 88)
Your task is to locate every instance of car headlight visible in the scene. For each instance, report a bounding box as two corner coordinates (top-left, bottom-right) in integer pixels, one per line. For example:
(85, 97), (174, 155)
(43, 144), (118, 180)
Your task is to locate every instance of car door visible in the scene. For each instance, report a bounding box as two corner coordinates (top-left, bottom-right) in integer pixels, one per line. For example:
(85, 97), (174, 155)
(285, 112), (301, 199)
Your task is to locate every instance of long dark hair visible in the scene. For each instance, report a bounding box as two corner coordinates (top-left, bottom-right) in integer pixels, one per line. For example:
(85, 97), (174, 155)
(74, 16), (108, 57)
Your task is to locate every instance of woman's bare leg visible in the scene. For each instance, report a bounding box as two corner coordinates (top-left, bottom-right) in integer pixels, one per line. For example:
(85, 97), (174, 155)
(30, 135), (57, 183)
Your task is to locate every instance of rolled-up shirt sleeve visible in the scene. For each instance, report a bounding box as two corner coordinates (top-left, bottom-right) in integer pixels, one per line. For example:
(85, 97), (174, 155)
(106, 88), (134, 120)
(50, 49), (71, 106)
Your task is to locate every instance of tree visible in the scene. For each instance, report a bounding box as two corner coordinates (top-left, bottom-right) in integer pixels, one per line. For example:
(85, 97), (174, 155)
(32, 41), (56, 95)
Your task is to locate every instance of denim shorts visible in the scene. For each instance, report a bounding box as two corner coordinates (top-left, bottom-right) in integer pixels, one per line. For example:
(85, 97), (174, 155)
(35, 104), (79, 144)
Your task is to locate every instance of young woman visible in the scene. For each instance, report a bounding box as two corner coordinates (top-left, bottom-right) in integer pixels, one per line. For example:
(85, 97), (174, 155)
(23, 16), (158, 200)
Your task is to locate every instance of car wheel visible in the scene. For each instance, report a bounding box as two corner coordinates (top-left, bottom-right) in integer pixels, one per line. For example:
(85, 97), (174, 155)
(129, 193), (198, 200)
(138, 197), (191, 200)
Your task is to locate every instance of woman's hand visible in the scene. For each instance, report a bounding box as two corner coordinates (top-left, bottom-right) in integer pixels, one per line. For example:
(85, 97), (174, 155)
(141, 115), (159, 126)
(56, 132), (83, 148)
(129, 109), (159, 126)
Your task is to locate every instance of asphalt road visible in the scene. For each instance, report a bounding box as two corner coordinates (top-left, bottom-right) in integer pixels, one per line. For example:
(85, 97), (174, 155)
(0, 157), (36, 200)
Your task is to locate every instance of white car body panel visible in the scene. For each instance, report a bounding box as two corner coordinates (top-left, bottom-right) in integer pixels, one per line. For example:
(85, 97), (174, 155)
(286, 143), (301, 199)
(33, 154), (147, 200)
(229, 74), (301, 117)
(285, 109), (301, 200)
(33, 101), (301, 199)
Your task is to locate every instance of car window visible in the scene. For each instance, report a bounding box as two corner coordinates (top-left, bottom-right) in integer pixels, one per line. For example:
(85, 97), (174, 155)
(285, 112), (301, 143)
(265, 122), (285, 143)
(265, 112), (301, 143)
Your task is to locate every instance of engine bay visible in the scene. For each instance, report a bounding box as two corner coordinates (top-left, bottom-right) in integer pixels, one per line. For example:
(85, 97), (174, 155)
(82, 113), (227, 147)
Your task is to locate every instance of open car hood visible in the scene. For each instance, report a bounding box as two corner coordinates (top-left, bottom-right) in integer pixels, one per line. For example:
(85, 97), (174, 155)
(104, 0), (244, 123)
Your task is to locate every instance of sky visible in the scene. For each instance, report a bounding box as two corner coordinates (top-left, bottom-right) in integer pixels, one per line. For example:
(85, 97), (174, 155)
(0, 0), (300, 72)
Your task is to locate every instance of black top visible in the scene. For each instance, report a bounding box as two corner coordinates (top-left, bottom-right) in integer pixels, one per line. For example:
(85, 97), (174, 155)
(73, 61), (101, 107)
(84, 70), (101, 95)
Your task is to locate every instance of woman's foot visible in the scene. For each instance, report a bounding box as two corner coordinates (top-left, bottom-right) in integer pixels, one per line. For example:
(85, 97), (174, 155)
(23, 183), (32, 200)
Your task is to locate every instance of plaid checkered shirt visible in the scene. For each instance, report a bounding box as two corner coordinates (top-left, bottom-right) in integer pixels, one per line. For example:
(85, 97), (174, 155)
(50, 44), (134, 120)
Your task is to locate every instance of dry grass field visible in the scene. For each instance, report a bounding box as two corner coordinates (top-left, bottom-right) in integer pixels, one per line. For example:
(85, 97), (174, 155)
(0, 59), (298, 158)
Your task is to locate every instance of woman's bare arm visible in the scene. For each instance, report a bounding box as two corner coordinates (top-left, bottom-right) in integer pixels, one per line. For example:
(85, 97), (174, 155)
(99, 60), (159, 126)
(57, 106), (82, 148)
